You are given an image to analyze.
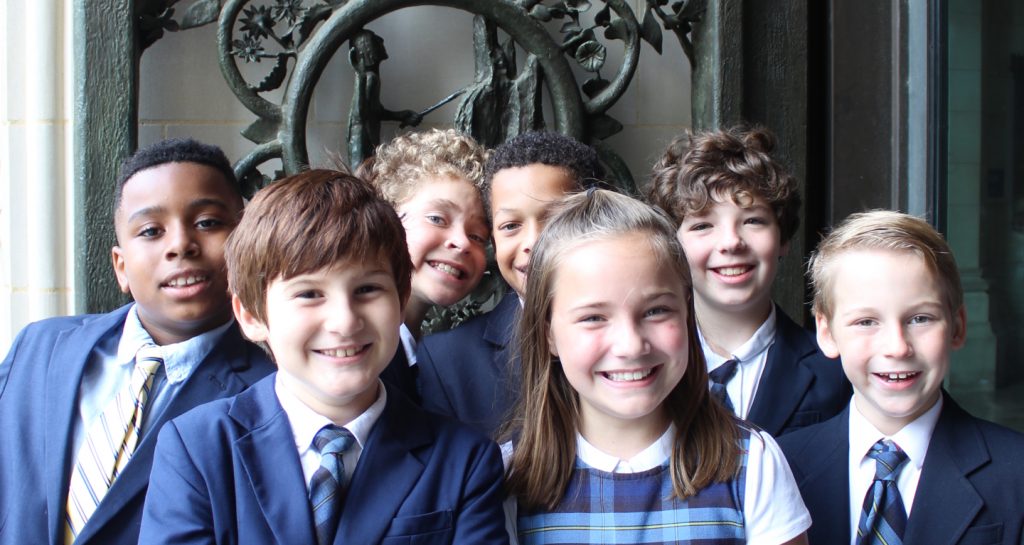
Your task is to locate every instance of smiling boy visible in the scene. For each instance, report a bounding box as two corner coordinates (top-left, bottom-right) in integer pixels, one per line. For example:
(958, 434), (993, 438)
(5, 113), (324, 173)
(139, 170), (508, 545)
(648, 126), (850, 437)
(778, 210), (1024, 545)
(0, 138), (274, 545)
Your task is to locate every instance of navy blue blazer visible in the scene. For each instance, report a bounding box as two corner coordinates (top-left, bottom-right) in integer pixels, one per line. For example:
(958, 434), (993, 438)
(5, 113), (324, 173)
(744, 306), (851, 437)
(138, 375), (509, 545)
(0, 304), (274, 545)
(416, 292), (520, 438)
(380, 345), (420, 405)
(778, 393), (1024, 545)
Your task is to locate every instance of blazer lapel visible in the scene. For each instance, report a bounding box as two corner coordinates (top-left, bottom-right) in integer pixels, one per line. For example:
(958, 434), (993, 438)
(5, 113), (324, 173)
(792, 410), (852, 544)
(44, 306), (130, 544)
(78, 323), (266, 543)
(336, 388), (433, 544)
(233, 377), (318, 545)
(903, 395), (986, 544)
(747, 309), (815, 435)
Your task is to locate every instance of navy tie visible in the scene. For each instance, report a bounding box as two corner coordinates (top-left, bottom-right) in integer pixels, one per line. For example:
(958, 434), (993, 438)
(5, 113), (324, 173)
(856, 439), (910, 545)
(709, 359), (739, 414)
(309, 425), (355, 545)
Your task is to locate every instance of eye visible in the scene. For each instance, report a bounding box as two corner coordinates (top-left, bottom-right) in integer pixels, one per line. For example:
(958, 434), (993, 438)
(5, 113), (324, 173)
(196, 217), (225, 230)
(909, 314), (934, 325)
(852, 318), (878, 327)
(137, 226), (162, 238)
(426, 214), (447, 226)
(744, 216), (769, 226)
(294, 290), (322, 300)
(469, 233), (489, 245)
(497, 221), (521, 233)
(644, 306), (673, 318)
(576, 314), (605, 324)
(687, 222), (712, 232)
(354, 284), (384, 296)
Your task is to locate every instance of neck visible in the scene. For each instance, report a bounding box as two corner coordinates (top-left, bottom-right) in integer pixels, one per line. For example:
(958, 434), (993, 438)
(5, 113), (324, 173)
(695, 298), (773, 356)
(403, 297), (429, 339)
(578, 406), (669, 460)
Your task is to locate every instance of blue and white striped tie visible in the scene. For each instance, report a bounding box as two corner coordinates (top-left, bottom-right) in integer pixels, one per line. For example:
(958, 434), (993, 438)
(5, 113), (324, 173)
(65, 344), (163, 543)
(309, 425), (355, 545)
(856, 439), (910, 545)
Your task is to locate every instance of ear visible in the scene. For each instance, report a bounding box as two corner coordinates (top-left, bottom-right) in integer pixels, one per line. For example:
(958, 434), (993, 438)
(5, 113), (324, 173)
(950, 305), (968, 350)
(814, 312), (841, 358)
(232, 294), (268, 342)
(546, 322), (559, 357)
(111, 246), (131, 294)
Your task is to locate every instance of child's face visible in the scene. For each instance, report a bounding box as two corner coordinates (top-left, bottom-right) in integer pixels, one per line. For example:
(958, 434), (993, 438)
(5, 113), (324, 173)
(815, 249), (966, 435)
(676, 195), (785, 318)
(112, 162), (242, 345)
(236, 260), (403, 425)
(490, 164), (577, 298)
(397, 176), (488, 311)
(547, 233), (690, 435)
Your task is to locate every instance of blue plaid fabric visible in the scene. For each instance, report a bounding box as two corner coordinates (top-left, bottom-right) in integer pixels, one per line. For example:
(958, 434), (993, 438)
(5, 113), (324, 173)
(309, 425), (355, 545)
(517, 433), (750, 544)
(856, 439), (909, 545)
(709, 360), (739, 414)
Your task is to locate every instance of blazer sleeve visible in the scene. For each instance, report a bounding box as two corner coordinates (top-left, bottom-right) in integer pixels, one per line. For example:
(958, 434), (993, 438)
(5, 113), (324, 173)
(451, 439), (511, 545)
(139, 421), (217, 545)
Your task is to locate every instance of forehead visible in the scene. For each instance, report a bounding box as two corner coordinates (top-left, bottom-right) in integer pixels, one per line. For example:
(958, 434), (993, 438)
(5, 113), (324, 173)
(690, 190), (771, 217)
(551, 235), (686, 300)
(490, 164), (576, 211)
(827, 249), (940, 304)
(117, 162), (240, 220)
(400, 176), (482, 208)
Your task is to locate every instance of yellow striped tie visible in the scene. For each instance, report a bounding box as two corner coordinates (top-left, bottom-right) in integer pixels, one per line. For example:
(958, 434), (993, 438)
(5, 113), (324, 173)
(64, 344), (163, 543)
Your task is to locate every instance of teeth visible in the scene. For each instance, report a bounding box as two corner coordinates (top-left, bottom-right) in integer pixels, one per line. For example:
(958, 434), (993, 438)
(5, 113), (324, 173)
(431, 262), (462, 278)
(605, 369), (654, 382)
(320, 346), (364, 358)
(716, 267), (749, 276)
(882, 372), (916, 381)
(166, 275), (205, 287)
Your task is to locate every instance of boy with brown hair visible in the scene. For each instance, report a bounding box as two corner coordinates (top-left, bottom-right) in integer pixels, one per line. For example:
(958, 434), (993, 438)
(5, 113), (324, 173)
(779, 210), (1024, 544)
(0, 138), (274, 545)
(139, 170), (508, 545)
(648, 125), (850, 437)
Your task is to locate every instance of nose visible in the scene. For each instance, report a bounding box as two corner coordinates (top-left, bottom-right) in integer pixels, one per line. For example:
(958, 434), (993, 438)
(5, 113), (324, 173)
(324, 298), (365, 335)
(521, 221), (540, 256)
(882, 323), (914, 359)
(716, 224), (745, 253)
(610, 320), (650, 359)
(165, 224), (199, 259)
(445, 225), (472, 253)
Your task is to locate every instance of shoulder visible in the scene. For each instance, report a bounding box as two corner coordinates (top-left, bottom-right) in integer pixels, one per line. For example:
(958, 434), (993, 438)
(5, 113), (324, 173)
(14, 307), (126, 344)
(165, 374), (277, 443)
(776, 410), (847, 458)
(938, 397), (1024, 460)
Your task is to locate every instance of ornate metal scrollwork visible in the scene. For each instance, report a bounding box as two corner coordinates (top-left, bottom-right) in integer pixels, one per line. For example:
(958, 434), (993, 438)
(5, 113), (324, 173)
(139, 0), (702, 197)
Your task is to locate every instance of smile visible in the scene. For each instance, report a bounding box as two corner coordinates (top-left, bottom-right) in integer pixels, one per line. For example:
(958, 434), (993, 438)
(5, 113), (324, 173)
(713, 265), (752, 276)
(874, 371), (920, 382)
(162, 274), (208, 287)
(602, 368), (655, 382)
(429, 261), (465, 279)
(316, 345), (369, 358)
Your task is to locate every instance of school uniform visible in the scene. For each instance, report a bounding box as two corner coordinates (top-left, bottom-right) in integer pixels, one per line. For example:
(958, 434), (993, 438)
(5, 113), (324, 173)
(416, 292), (520, 437)
(703, 304), (851, 437)
(139, 373), (509, 545)
(0, 304), (274, 545)
(379, 324), (420, 405)
(778, 392), (1024, 545)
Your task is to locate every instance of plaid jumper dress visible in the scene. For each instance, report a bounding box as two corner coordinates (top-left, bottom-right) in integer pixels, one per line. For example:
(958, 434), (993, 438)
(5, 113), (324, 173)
(517, 432), (750, 545)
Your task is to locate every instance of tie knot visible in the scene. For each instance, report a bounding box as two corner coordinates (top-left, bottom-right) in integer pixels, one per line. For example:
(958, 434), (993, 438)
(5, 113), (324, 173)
(134, 344), (164, 377)
(868, 440), (908, 481)
(709, 359), (739, 385)
(314, 425), (355, 456)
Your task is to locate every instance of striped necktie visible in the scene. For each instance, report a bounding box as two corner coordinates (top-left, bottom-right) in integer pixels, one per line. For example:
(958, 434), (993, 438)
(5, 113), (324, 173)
(65, 344), (163, 543)
(310, 425), (356, 545)
(856, 439), (910, 545)
(709, 359), (739, 414)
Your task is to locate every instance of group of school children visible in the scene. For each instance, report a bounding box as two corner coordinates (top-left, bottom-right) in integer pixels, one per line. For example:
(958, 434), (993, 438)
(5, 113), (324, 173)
(0, 126), (1021, 545)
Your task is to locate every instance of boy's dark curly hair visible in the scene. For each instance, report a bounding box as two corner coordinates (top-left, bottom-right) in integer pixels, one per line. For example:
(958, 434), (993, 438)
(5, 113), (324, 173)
(113, 138), (240, 216)
(647, 126), (801, 244)
(482, 131), (602, 206)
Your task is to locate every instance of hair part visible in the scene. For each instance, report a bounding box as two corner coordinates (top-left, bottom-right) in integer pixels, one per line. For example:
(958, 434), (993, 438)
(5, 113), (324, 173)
(809, 209), (963, 320)
(502, 189), (739, 511)
(225, 169), (412, 327)
(114, 138), (240, 219)
(647, 125), (801, 244)
(370, 128), (487, 207)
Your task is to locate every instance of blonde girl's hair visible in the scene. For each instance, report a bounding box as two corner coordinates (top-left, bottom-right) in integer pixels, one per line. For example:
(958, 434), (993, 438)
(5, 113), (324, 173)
(502, 189), (740, 511)
(369, 128), (487, 207)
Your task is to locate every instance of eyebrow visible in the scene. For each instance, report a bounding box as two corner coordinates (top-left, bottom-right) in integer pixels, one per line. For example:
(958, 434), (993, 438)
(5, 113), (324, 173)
(125, 198), (233, 224)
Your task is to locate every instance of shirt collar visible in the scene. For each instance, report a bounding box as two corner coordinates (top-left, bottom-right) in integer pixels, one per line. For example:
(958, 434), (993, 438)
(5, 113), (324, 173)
(849, 394), (942, 471)
(116, 304), (233, 384)
(399, 323), (417, 366)
(700, 305), (777, 368)
(576, 423), (675, 473)
(276, 376), (388, 456)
